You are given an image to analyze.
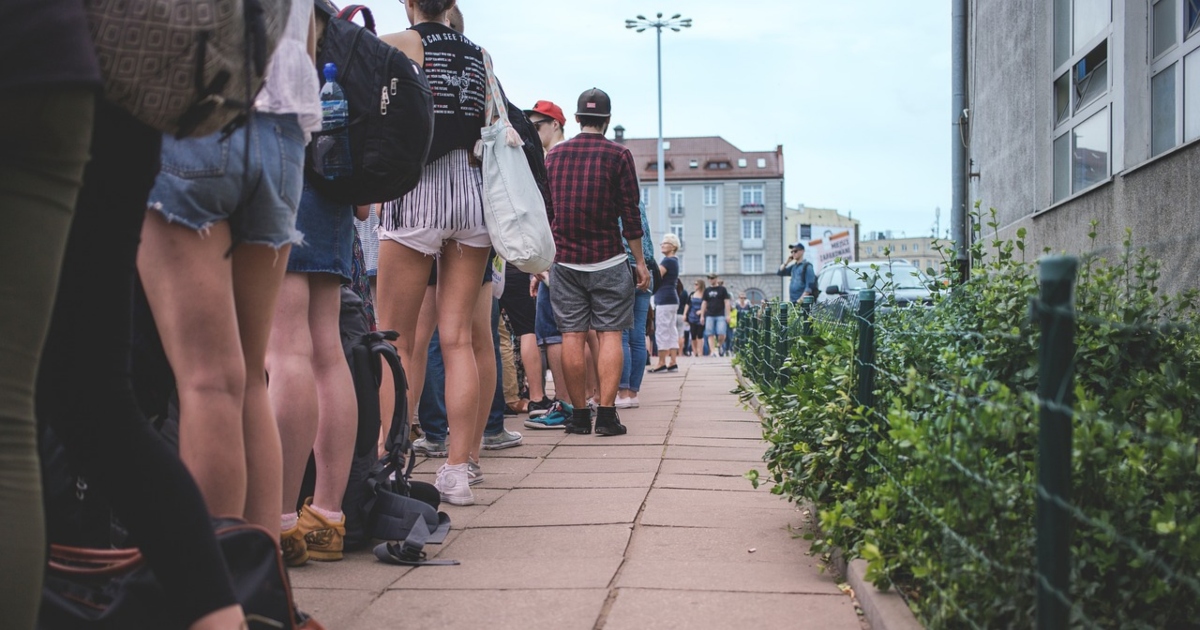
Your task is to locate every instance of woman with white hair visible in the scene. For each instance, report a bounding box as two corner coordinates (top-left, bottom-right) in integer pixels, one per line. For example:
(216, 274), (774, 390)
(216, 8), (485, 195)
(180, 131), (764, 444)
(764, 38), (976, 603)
(649, 233), (681, 372)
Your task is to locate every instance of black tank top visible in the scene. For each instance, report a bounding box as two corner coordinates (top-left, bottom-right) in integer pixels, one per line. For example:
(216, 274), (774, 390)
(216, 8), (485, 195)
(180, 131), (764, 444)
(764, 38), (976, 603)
(410, 22), (486, 163)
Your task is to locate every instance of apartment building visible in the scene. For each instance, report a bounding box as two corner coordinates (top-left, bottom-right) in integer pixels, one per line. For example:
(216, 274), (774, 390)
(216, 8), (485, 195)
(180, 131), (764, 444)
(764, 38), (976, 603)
(859, 234), (946, 277)
(619, 131), (785, 303)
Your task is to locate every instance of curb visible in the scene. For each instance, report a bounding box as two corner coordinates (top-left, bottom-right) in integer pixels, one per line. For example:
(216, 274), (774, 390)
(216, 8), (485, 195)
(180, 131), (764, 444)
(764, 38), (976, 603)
(733, 365), (925, 630)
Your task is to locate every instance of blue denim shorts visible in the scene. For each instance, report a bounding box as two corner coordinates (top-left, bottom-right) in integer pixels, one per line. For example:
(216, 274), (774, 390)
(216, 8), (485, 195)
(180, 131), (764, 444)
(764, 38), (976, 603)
(148, 112), (304, 248)
(287, 184), (354, 281)
(705, 315), (729, 337)
(534, 285), (562, 346)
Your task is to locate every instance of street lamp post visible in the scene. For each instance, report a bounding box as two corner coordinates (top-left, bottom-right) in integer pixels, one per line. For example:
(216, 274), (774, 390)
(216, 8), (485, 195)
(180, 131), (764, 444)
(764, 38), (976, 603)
(626, 13), (692, 240)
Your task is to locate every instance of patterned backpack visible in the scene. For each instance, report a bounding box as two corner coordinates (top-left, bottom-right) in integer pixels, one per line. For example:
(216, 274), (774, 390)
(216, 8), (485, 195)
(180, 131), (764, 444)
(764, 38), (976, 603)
(86, 0), (291, 138)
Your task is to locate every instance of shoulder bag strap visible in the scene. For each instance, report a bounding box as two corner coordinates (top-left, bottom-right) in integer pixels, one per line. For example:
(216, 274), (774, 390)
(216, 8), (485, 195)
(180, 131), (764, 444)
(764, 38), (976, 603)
(479, 49), (508, 127)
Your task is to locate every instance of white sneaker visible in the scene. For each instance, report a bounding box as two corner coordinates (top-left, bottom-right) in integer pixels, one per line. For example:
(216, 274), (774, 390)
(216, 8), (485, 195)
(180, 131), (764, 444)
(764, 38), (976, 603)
(435, 463), (474, 506)
(615, 395), (639, 409)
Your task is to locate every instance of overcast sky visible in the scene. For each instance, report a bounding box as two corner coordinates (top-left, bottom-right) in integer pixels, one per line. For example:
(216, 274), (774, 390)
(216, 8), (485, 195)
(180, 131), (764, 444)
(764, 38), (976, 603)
(363, 1), (951, 239)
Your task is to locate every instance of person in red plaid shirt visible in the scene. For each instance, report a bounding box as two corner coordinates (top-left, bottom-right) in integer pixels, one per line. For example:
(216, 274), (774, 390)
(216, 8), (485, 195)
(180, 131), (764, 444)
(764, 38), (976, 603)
(545, 88), (651, 437)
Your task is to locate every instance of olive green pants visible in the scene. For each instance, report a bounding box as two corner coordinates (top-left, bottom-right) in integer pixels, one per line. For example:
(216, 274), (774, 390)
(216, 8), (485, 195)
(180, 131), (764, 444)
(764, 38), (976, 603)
(0, 87), (93, 629)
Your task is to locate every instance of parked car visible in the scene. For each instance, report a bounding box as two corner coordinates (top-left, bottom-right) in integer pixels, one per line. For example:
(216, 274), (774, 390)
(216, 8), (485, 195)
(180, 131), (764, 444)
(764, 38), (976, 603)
(814, 261), (935, 320)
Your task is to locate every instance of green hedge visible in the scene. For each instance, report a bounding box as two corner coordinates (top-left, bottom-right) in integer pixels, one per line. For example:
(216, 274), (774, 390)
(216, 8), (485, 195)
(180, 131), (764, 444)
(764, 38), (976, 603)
(739, 212), (1200, 629)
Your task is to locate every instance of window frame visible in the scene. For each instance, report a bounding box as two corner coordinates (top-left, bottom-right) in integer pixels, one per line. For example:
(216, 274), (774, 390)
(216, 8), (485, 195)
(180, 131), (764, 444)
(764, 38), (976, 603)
(704, 219), (719, 240)
(740, 253), (764, 275)
(1050, 0), (1120, 203)
(669, 186), (685, 216)
(1150, 0), (1200, 156)
(740, 183), (765, 207)
(704, 254), (719, 275)
(703, 185), (719, 206)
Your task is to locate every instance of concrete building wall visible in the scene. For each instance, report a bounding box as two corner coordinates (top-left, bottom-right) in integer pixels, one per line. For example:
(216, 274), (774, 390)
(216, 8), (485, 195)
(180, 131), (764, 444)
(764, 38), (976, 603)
(970, 0), (1200, 294)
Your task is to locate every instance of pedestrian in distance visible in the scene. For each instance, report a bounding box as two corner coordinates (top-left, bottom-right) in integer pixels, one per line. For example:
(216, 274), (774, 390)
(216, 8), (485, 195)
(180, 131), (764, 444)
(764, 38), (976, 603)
(649, 233), (682, 373)
(699, 274), (732, 356)
(778, 242), (818, 303)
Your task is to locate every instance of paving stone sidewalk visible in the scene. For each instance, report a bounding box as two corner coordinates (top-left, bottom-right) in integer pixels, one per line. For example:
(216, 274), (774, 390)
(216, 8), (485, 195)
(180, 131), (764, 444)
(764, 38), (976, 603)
(292, 357), (863, 630)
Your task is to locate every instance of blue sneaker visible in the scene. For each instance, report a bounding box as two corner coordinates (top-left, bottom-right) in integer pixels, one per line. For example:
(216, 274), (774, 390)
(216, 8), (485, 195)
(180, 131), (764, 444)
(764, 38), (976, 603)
(524, 400), (572, 429)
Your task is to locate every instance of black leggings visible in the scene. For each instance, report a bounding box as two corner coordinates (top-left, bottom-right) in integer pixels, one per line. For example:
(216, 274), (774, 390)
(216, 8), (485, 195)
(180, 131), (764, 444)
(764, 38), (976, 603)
(35, 101), (237, 626)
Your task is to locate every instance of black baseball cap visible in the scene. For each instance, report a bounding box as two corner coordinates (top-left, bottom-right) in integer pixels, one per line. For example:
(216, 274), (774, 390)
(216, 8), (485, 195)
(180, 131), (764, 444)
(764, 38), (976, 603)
(576, 88), (612, 117)
(789, 242), (806, 250)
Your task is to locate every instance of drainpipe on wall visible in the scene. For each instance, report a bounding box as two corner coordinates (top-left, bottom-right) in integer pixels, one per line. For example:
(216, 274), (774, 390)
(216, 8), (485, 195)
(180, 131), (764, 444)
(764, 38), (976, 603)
(951, 0), (970, 282)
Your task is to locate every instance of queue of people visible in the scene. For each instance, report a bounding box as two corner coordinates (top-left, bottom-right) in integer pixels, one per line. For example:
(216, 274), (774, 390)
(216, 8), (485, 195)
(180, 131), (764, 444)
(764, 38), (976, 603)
(0, 1), (708, 628)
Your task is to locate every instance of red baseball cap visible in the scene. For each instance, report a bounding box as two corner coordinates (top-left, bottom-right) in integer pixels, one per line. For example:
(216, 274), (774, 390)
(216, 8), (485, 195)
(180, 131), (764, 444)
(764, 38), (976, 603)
(524, 100), (565, 126)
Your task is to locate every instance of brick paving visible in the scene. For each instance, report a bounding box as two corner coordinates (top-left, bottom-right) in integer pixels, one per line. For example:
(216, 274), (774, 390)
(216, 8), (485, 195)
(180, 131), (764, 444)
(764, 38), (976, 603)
(292, 357), (863, 630)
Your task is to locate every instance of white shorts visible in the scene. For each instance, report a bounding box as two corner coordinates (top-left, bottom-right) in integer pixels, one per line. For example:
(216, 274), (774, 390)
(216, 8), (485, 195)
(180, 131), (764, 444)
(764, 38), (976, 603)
(379, 149), (491, 255)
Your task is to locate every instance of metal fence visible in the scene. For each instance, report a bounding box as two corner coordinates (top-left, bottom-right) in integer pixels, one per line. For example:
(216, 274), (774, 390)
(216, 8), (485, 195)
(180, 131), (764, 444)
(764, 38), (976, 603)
(735, 257), (1200, 629)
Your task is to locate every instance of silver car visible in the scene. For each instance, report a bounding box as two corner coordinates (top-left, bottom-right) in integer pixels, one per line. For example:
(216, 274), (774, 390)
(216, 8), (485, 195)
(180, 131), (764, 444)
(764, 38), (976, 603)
(814, 261), (935, 320)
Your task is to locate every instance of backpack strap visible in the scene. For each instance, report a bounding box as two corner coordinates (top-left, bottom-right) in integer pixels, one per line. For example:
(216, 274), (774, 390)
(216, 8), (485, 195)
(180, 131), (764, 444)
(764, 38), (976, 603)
(337, 5), (376, 33)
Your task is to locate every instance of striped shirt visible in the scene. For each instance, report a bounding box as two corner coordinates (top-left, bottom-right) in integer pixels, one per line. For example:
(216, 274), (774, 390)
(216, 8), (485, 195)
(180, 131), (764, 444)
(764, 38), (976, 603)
(545, 133), (644, 265)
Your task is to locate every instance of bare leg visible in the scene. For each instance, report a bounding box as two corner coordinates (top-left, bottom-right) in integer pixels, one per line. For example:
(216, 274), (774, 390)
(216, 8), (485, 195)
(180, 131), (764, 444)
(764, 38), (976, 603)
(307, 273), (357, 512)
(375, 241), (435, 449)
(520, 333), (545, 402)
(545, 342), (566, 400)
(585, 330), (601, 402)
(467, 284), (495, 461)
(266, 273), (318, 515)
(380, 284), (436, 453)
(231, 244), (290, 530)
(138, 213), (247, 518)
(560, 332), (589, 409)
(595, 330), (624, 407)
(433, 244), (490, 465)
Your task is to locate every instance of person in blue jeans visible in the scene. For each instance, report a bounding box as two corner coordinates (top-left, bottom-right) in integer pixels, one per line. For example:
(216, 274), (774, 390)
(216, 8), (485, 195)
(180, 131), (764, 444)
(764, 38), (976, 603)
(618, 201), (655, 408)
(699, 275), (732, 356)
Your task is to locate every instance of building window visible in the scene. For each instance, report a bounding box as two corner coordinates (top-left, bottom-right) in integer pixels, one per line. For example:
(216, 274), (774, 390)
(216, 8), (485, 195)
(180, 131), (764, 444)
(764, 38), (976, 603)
(756, 158), (767, 168)
(799, 224), (812, 240)
(704, 220), (718, 240)
(1150, 0), (1200, 156)
(1052, 0), (1113, 202)
(703, 185), (719, 206)
(740, 183), (765, 209)
(669, 186), (684, 216)
(705, 254), (718, 274)
(670, 223), (684, 247)
(741, 218), (763, 250)
(640, 187), (650, 208)
(741, 253), (764, 274)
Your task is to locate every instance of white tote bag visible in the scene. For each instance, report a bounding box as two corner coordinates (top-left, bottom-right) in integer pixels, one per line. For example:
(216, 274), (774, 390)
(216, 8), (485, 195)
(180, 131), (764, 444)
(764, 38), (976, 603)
(476, 50), (556, 274)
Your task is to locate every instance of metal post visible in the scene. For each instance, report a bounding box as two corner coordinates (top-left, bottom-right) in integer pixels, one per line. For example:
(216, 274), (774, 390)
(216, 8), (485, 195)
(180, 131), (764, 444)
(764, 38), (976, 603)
(775, 302), (789, 386)
(1036, 256), (1078, 630)
(951, 0), (970, 282)
(801, 295), (815, 336)
(655, 26), (666, 238)
(856, 290), (876, 410)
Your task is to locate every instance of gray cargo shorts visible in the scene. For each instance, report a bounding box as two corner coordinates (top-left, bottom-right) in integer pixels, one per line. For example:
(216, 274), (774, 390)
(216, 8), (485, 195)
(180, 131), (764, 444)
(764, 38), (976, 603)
(548, 262), (635, 333)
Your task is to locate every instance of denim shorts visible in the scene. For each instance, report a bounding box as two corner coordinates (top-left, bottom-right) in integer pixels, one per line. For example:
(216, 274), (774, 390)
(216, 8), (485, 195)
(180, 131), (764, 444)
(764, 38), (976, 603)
(148, 112), (304, 248)
(704, 315), (729, 337)
(534, 285), (561, 346)
(287, 184), (354, 281)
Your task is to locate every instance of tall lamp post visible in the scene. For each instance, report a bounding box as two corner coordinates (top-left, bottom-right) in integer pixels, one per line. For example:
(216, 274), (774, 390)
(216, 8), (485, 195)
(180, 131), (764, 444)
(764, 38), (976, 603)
(626, 12), (692, 239)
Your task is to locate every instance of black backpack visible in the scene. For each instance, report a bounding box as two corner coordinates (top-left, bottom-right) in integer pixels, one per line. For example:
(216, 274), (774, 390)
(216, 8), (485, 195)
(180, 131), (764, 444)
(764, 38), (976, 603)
(298, 288), (453, 565)
(307, 2), (434, 205)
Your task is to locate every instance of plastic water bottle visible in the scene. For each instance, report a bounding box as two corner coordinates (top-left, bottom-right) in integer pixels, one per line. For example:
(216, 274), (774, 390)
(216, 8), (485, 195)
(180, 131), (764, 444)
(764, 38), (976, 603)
(316, 62), (352, 180)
